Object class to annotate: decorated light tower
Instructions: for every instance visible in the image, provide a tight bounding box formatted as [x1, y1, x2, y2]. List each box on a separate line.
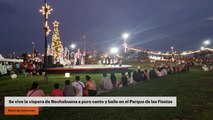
[51, 20, 63, 58]
[39, 0, 53, 81]
[122, 33, 129, 53]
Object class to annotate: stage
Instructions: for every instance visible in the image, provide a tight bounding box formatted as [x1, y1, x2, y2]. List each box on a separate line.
[47, 65, 132, 74]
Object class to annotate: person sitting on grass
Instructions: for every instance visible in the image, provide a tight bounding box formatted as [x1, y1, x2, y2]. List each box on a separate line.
[156, 67, 163, 77]
[133, 70, 139, 82]
[149, 68, 157, 79]
[85, 75, 97, 96]
[127, 71, 134, 85]
[72, 76, 85, 96]
[100, 73, 113, 90]
[110, 73, 117, 89]
[121, 72, 128, 87]
[63, 80, 76, 96]
[27, 82, 45, 97]
[144, 69, 150, 80]
[52, 83, 63, 96]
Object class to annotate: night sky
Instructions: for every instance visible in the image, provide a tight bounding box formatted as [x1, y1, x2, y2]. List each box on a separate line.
[1, 0, 213, 56]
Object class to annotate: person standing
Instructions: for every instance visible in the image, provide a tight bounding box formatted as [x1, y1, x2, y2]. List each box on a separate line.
[72, 76, 85, 96]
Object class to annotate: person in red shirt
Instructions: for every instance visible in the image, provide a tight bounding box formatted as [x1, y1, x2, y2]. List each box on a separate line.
[52, 83, 63, 96]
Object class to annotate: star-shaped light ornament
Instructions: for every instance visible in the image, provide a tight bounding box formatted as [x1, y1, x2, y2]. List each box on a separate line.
[39, 3, 53, 19]
[53, 20, 59, 27]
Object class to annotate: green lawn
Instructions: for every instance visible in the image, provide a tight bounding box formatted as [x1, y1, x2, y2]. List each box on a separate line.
[0, 66, 213, 120]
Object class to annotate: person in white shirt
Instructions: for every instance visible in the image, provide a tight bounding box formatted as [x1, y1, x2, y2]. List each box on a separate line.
[100, 73, 113, 90]
[157, 68, 163, 77]
[72, 76, 85, 96]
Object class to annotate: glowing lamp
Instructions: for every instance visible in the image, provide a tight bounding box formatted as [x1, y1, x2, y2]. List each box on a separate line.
[110, 47, 118, 54]
[65, 73, 70, 78]
[122, 33, 129, 39]
[203, 40, 210, 46]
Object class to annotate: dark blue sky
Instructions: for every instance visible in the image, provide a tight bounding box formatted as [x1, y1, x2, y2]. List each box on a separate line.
[1, 0, 213, 56]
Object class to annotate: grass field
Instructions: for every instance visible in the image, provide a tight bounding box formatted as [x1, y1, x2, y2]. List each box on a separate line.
[0, 64, 213, 120]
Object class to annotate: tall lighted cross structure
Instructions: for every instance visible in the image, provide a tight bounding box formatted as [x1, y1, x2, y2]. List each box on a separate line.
[39, 0, 53, 81]
[122, 33, 129, 53]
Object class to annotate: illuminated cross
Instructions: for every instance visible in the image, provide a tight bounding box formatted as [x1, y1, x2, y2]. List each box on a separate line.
[39, 0, 53, 82]
[39, 3, 53, 19]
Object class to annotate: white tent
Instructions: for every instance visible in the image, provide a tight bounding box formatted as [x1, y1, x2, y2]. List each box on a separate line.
[0, 54, 5, 61]
[0, 54, 23, 62]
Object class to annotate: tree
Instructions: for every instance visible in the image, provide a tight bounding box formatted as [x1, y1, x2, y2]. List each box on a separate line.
[51, 20, 63, 58]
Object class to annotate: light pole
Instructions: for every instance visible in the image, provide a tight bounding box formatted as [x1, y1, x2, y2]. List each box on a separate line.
[122, 33, 129, 53]
[32, 42, 35, 58]
[13, 52, 16, 58]
[171, 46, 174, 54]
[70, 44, 76, 59]
[39, 0, 53, 81]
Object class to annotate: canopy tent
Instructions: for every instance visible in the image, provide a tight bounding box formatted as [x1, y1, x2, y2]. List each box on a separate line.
[0, 54, 23, 62]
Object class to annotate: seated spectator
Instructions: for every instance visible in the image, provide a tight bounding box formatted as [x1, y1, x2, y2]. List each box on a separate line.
[85, 75, 97, 96]
[121, 72, 128, 87]
[72, 76, 85, 96]
[27, 82, 45, 96]
[127, 71, 134, 85]
[137, 69, 143, 82]
[144, 69, 150, 80]
[110, 73, 117, 89]
[149, 68, 157, 79]
[100, 73, 113, 90]
[156, 68, 163, 77]
[52, 83, 63, 96]
[133, 71, 139, 82]
[141, 70, 147, 80]
[63, 80, 76, 96]
[162, 67, 168, 76]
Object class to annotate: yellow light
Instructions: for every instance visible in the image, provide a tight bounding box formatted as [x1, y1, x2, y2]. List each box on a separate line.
[39, 3, 53, 19]
[45, 21, 51, 35]
[53, 20, 59, 27]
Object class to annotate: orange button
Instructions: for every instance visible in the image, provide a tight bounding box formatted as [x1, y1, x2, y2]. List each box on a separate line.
[5, 107, 39, 115]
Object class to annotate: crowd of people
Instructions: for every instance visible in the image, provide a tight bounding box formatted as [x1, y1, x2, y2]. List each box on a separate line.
[27, 75, 97, 97]
[26, 62, 191, 97]
[18, 60, 43, 77]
